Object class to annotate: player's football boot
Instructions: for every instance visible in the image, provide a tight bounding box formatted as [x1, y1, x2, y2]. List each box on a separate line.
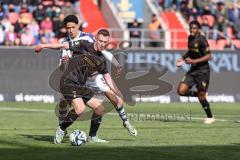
[204, 117, 215, 124]
[54, 126, 65, 144]
[123, 121, 137, 136]
[88, 136, 109, 143]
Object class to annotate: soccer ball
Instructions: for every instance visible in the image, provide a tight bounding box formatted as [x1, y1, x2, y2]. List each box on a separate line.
[69, 130, 87, 146]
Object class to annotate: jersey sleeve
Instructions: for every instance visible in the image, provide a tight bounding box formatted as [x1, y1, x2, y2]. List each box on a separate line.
[79, 32, 96, 43]
[182, 51, 189, 59]
[102, 50, 113, 62]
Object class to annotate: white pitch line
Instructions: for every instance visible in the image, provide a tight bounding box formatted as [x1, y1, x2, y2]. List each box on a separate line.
[191, 117, 227, 122]
[0, 106, 233, 122]
[0, 106, 53, 113]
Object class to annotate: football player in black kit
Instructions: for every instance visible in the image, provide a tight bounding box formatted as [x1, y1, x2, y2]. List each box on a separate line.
[37, 29, 124, 143]
[176, 20, 215, 124]
[36, 16, 137, 144]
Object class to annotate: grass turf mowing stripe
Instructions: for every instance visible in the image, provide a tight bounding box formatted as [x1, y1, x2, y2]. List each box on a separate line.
[0, 106, 233, 122]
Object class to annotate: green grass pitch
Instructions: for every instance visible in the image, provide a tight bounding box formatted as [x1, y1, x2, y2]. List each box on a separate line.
[0, 102, 240, 160]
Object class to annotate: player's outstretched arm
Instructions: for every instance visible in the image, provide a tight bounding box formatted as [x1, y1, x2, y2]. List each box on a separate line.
[35, 43, 69, 53]
[176, 58, 185, 67]
[102, 50, 120, 66]
[176, 51, 190, 67]
[103, 73, 123, 99]
[102, 50, 123, 77]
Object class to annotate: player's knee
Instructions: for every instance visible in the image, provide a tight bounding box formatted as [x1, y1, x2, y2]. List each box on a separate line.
[177, 84, 188, 96]
[74, 106, 85, 115]
[87, 98, 104, 115]
[94, 105, 104, 116]
[177, 88, 186, 96]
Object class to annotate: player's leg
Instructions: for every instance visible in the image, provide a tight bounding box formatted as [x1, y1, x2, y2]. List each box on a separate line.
[196, 73, 215, 124]
[105, 90, 137, 136]
[197, 91, 214, 123]
[59, 98, 86, 130]
[88, 111, 107, 143]
[105, 90, 127, 122]
[95, 74, 137, 136]
[177, 82, 189, 96]
[58, 97, 68, 117]
[55, 97, 86, 144]
[88, 112, 102, 142]
[86, 97, 105, 116]
[95, 75, 128, 123]
[57, 96, 69, 123]
[85, 97, 108, 143]
[85, 76, 106, 142]
[54, 85, 95, 144]
[177, 74, 197, 97]
[54, 96, 69, 137]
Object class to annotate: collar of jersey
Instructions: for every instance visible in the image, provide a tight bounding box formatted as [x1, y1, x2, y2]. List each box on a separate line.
[69, 31, 81, 41]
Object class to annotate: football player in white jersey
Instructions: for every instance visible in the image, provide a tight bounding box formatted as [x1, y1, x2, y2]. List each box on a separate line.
[35, 15, 137, 144]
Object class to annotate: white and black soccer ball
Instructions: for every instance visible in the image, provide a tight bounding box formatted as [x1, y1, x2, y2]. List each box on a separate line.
[69, 130, 87, 146]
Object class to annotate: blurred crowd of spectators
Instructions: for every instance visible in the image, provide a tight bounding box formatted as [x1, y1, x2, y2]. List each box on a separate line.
[157, 0, 240, 41]
[0, 0, 85, 46]
[129, 14, 162, 48]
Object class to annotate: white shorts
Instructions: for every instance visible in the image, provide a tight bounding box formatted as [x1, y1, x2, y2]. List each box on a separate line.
[85, 74, 110, 92]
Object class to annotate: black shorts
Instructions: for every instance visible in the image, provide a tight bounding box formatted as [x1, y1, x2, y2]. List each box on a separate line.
[181, 68, 210, 92]
[60, 79, 94, 104]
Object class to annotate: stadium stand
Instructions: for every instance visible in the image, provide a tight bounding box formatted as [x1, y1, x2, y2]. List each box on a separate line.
[0, 0, 239, 50]
[0, 0, 84, 46]
[161, 11, 188, 49]
[80, 0, 108, 32]
[155, 0, 240, 50]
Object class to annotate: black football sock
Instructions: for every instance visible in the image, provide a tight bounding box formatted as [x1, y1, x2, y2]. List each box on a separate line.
[89, 113, 102, 137]
[199, 99, 213, 118]
[184, 90, 198, 97]
[58, 100, 68, 118]
[116, 106, 128, 122]
[60, 109, 79, 131]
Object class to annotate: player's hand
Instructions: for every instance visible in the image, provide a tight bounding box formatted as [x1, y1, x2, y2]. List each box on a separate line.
[176, 58, 184, 67]
[35, 44, 43, 53]
[185, 58, 196, 64]
[62, 42, 69, 49]
[116, 65, 123, 78]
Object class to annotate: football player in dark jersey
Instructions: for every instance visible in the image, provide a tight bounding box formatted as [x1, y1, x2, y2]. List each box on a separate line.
[176, 20, 215, 124]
